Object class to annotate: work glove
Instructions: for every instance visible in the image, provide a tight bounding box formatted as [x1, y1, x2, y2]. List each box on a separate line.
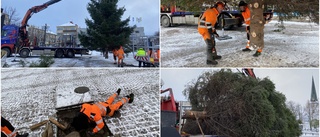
[116, 88, 121, 95]
[87, 131, 95, 136]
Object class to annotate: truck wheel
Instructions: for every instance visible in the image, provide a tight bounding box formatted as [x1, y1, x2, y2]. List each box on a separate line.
[55, 49, 64, 58]
[66, 50, 75, 58]
[19, 48, 30, 58]
[2, 48, 11, 57]
[161, 15, 170, 27]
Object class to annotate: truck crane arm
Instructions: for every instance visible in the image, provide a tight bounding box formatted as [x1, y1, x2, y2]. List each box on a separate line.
[161, 88, 177, 112]
[19, 0, 61, 46]
[242, 68, 256, 79]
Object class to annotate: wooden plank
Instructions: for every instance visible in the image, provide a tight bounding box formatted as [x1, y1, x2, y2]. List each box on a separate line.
[47, 122, 54, 137]
[49, 117, 67, 130]
[29, 120, 49, 131]
[182, 111, 208, 119]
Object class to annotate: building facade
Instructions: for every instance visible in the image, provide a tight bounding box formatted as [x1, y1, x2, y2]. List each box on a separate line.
[27, 25, 57, 46]
[56, 21, 79, 47]
[130, 27, 145, 46]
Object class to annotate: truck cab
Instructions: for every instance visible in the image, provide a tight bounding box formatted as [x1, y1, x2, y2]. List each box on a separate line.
[1, 25, 19, 56]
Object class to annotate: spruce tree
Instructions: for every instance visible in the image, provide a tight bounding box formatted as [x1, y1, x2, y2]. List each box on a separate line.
[79, 0, 135, 51]
[182, 69, 302, 136]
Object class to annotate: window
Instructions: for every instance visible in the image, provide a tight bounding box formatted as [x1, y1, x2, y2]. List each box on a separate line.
[1, 30, 8, 37]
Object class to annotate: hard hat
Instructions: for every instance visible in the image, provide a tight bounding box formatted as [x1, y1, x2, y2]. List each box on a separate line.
[239, 1, 247, 7]
[214, 1, 224, 8]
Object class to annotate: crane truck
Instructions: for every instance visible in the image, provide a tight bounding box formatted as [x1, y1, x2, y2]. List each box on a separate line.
[1, 0, 89, 58]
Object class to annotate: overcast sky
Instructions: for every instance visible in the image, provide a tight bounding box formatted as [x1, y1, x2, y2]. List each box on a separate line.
[161, 68, 319, 106]
[1, 0, 159, 35]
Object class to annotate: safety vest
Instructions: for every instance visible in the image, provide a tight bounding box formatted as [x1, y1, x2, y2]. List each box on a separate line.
[157, 49, 160, 59]
[136, 49, 146, 56]
[117, 48, 124, 58]
[242, 7, 250, 26]
[198, 8, 219, 30]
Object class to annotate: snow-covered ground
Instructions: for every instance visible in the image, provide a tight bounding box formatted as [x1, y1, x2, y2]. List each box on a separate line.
[1, 69, 160, 136]
[161, 20, 319, 67]
[2, 50, 143, 68]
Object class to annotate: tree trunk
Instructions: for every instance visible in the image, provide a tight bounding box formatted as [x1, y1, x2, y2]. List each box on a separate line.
[249, 0, 265, 51]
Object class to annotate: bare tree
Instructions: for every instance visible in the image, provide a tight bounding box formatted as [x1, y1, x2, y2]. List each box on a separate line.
[304, 100, 319, 130]
[296, 103, 304, 123]
[3, 7, 21, 25]
[287, 101, 304, 123]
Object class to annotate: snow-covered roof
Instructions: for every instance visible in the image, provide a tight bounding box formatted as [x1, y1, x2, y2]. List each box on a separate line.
[46, 31, 56, 35]
[58, 22, 77, 27]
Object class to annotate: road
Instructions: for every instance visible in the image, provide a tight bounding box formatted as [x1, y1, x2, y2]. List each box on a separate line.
[161, 21, 319, 67]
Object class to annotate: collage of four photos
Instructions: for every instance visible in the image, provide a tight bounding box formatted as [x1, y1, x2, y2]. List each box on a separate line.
[1, 0, 319, 137]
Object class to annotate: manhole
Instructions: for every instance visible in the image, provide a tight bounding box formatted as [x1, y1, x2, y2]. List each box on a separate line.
[74, 86, 89, 94]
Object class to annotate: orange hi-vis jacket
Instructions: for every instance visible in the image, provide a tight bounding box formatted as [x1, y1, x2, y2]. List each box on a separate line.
[117, 47, 125, 59]
[112, 49, 118, 57]
[1, 126, 17, 137]
[157, 49, 160, 59]
[1, 117, 17, 137]
[198, 8, 219, 40]
[80, 93, 129, 133]
[242, 7, 250, 26]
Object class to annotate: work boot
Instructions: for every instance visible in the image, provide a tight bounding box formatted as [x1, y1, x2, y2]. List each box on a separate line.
[242, 48, 252, 51]
[213, 55, 222, 59]
[16, 133, 29, 137]
[126, 93, 134, 103]
[242, 43, 254, 51]
[253, 51, 261, 57]
[116, 88, 121, 95]
[206, 60, 218, 65]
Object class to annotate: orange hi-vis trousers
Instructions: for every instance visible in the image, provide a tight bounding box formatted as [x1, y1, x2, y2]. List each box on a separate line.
[99, 93, 129, 117]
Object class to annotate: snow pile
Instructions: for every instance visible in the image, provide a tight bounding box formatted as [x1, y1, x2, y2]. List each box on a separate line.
[3, 50, 140, 68]
[1, 69, 160, 136]
[161, 21, 319, 67]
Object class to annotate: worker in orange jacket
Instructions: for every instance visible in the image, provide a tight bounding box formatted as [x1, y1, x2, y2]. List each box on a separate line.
[156, 49, 160, 60]
[239, 1, 262, 57]
[71, 88, 134, 136]
[1, 117, 29, 137]
[117, 46, 125, 67]
[198, 2, 224, 65]
[112, 48, 118, 64]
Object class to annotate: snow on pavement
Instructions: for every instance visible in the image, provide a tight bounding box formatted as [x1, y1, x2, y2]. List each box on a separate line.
[161, 21, 319, 67]
[3, 50, 141, 68]
[1, 69, 160, 136]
